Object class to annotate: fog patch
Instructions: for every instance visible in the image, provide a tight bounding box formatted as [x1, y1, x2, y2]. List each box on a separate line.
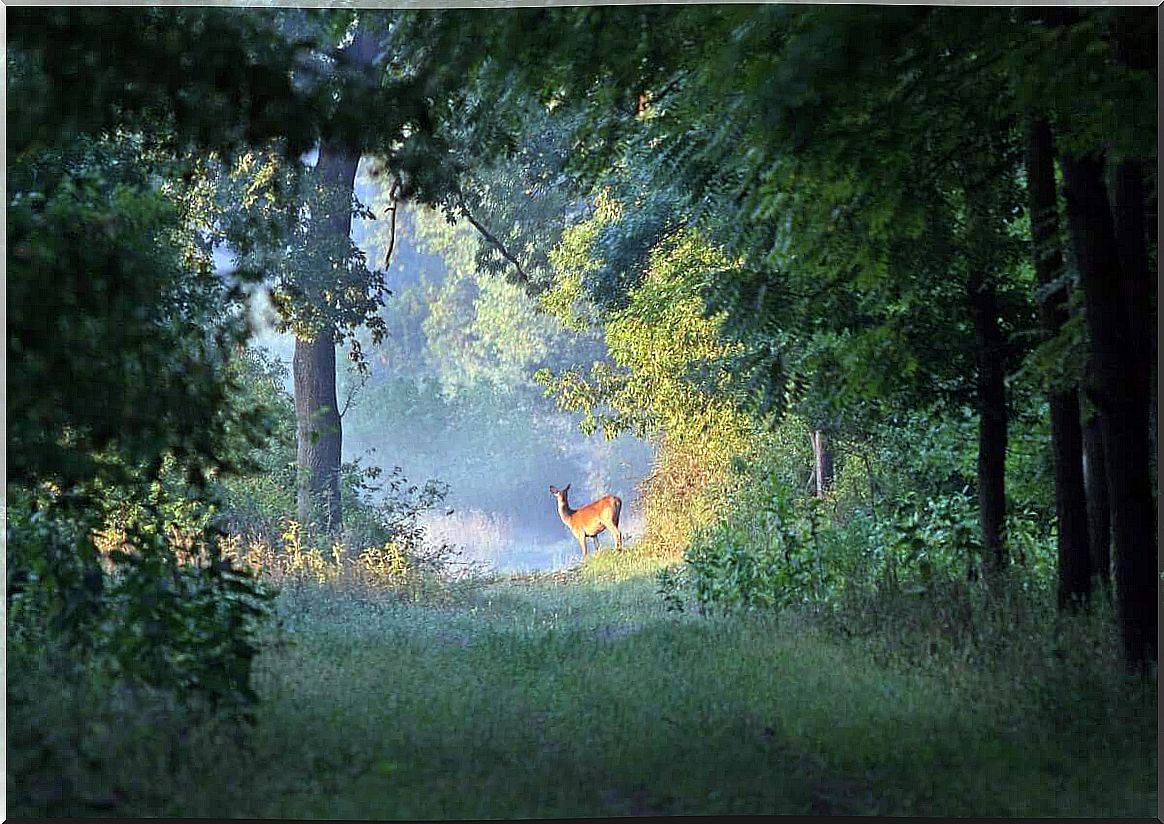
[244, 170, 655, 572]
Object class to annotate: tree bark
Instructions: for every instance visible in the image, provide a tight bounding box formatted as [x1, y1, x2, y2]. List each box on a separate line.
[293, 139, 362, 532]
[1081, 404, 1111, 593]
[1026, 117, 1091, 609]
[1111, 154, 1156, 587]
[1061, 150, 1158, 667]
[1113, 159, 1153, 412]
[1143, 160, 1157, 503]
[289, 23, 381, 534]
[967, 270, 1008, 573]
[810, 429, 834, 497]
[295, 329, 343, 530]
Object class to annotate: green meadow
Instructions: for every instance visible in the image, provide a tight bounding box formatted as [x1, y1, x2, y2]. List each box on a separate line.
[17, 548, 1151, 819]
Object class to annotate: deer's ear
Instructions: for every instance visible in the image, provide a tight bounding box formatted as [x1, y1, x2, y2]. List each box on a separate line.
[548, 485, 558, 494]
[563, 483, 571, 493]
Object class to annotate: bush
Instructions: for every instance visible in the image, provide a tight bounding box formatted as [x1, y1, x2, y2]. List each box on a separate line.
[212, 347, 297, 544]
[7, 485, 276, 705]
[668, 446, 1058, 619]
[221, 454, 464, 602]
[680, 476, 842, 612]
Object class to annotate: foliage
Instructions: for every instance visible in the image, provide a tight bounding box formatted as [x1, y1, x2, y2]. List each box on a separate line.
[213, 344, 457, 570]
[6, 6, 1157, 814]
[8, 136, 249, 488]
[408, 203, 599, 395]
[537, 204, 752, 445]
[7, 8, 324, 159]
[209, 145, 399, 373]
[668, 396, 1060, 617]
[7, 128, 281, 717]
[450, 103, 586, 292]
[6, 482, 276, 713]
[535, 202, 765, 557]
[5, 6, 383, 733]
[228, 516, 458, 604]
[212, 346, 299, 542]
[337, 196, 645, 532]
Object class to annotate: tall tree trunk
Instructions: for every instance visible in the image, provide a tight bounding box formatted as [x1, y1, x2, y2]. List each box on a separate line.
[289, 23, 382, 534]
[1061, 151, 1158, 668]
[293, 139, 362, 532]
[1143, 165, 1157, 503]
[810, 429, 834, 497]
[1111, 154, 1156, 576]
[1113, 159, 1153, 414]
[1082, 404, 1111, 594]
[967, 270, 1008, 573]
[295, 330, 343, 530]
[1026, 117, 1091, 608]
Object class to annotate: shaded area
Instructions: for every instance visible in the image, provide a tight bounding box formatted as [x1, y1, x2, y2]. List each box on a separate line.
[154, 563, 1153, 819]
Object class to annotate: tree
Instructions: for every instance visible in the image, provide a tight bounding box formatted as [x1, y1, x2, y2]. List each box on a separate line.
[477, 6, 1153, 616]
[291, 26, 379, 531]
[1017, 6, 1157, 665]
[810, 431, 834, 497]
[1025, 116, 1091, 608]
[1082, 405, 1112, 593]
[1060, 151, 1156, 664]
[213, 139, 387, 533]
[6, 130, 276, 710]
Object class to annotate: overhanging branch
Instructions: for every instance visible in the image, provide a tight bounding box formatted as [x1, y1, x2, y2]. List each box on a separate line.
[455, 191, 531, 286]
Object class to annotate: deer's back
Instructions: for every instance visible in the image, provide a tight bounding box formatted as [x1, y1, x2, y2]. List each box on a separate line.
[569, 494, 621, 526]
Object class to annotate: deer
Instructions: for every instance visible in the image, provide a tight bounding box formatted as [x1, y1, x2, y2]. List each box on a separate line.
[549, 483, 623, 560]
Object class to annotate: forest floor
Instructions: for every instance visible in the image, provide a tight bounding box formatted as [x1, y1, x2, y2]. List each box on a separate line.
[147, 548, 1154, 819]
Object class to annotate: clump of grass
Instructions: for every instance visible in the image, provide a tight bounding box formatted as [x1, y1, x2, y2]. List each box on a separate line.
[797, 575, 1157, 812]
[578, 542, 675, 584]
[221, 518, 473, 604]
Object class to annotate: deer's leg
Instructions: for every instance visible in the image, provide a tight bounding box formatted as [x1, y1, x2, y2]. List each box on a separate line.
[577, 532, 588, 560]
[611, 521, 623, 550]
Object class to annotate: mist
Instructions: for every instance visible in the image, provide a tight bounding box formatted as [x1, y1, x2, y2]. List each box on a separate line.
[245, 160, 655, 572]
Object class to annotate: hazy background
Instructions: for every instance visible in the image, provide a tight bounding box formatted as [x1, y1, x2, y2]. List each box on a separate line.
[241, 162, 654, 572]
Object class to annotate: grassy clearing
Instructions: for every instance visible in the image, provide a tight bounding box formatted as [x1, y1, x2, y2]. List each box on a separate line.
[11, 545, 1156, 818]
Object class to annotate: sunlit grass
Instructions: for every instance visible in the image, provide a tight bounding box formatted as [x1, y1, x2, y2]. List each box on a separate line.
[577, 541, 678, 584]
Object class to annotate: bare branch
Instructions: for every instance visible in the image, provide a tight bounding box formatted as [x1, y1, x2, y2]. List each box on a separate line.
[455, 190, 531, 285]
[338, 367, 369, 420]
[381, 179, 401, 271]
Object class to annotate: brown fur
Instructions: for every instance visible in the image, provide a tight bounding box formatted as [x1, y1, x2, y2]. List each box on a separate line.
[549, 483, 623, 560]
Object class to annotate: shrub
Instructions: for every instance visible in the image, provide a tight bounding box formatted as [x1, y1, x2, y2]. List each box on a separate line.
[668, 447, 1058, 619]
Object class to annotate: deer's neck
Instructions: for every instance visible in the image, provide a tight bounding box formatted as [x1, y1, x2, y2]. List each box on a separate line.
[557, 498, 575, 522]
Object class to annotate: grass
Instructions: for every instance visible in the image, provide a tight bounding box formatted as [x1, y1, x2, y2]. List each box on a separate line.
[9, 545, 1157, 818]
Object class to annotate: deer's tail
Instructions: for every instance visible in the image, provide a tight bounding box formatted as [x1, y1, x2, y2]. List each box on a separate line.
[612, 495, 623, 527]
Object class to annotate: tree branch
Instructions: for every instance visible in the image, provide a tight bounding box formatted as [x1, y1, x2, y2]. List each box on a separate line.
[338, 367, 368, 420]
[455, 191, 531, 285]
[381, 179, 401, 271]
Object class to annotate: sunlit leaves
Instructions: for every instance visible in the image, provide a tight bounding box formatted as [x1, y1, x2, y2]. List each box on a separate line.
[539, 202, 754, 458]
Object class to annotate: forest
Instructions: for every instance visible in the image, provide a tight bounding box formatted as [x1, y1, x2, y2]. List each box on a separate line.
[7, 5, 1158, 818]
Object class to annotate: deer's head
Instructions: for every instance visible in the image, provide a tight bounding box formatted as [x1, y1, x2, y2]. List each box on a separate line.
[548, 483, 571, 504]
